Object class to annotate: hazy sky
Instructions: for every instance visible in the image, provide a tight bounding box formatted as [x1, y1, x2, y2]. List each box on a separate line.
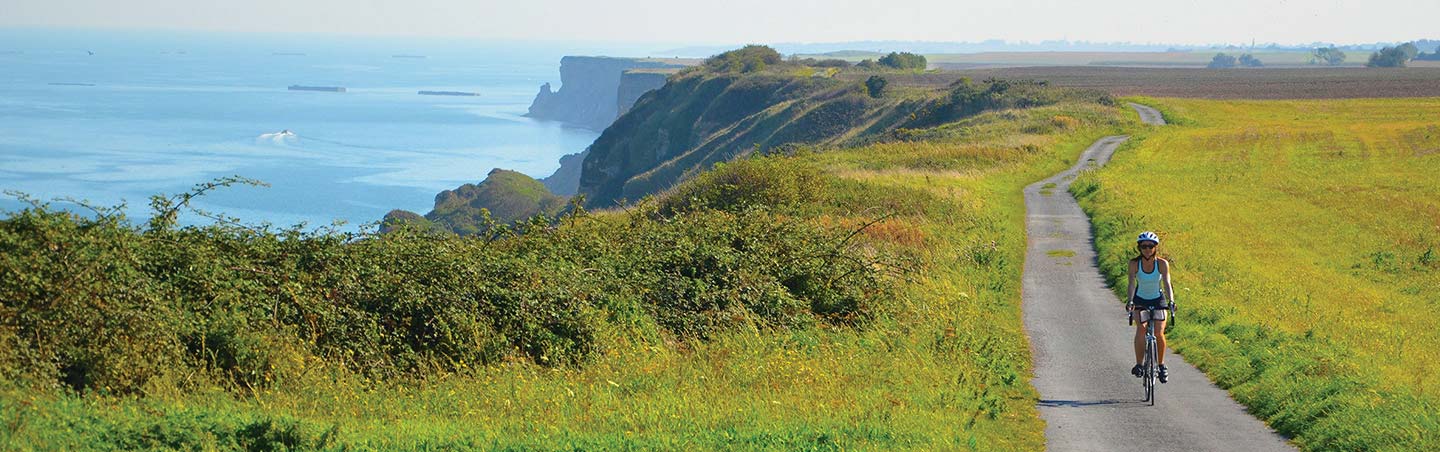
[3, 0, 1436, 46]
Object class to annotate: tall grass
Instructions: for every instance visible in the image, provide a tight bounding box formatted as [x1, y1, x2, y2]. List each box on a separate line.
[1073, 97, 1440, 451]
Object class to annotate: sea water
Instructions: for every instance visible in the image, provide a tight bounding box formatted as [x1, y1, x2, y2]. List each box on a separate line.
[0, 29, 635, 231]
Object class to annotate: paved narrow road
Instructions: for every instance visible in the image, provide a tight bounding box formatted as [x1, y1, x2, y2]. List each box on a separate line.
[1020, 103, 1295, 451]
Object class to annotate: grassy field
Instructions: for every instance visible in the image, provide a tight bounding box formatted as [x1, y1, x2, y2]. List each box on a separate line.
[0, 88, 1136, 448]
[1073, 97, 1440, 451]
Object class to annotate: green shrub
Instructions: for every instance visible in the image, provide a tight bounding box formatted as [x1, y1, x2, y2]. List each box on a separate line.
[0, 175, 896, 391]
[878, 52, 927, 70]
[865, 76, 888, 98]
[623, 209, 888, 337]
[705, 45, 783, 73]
[659, 154, 827, 216]
[0, 204, 185, 394]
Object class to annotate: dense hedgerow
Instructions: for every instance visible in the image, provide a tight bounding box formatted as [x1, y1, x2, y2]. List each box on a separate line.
[0, 179, 898, 395]
[905, 78, 1114, 129]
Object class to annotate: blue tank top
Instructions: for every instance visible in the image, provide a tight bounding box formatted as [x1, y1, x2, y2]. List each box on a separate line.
[1136, 259, 1163, 300]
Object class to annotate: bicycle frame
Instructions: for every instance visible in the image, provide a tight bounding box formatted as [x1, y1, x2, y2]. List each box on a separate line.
[1130, 304, 1173, 405]
[1144, 314, 1158, 404]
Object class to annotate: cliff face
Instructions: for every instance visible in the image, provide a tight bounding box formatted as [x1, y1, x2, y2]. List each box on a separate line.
[616, 71, 672, 117]
[526, 57, 689, 131]
[577, 73, 928, 207]
[538, 149, 588, 196]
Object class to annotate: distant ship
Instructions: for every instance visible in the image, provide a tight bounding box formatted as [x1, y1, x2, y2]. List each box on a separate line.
[392, 54, 427, 59]
[273, 52, 307, 56]
[418, 90, 478, 96]
[288, 85, 346, 92]
[49, 82, 96, 87]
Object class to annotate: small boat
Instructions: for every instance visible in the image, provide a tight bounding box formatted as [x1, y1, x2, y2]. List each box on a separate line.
[288, 85, 346, 92]
[259, 129, 297, 141]
[418, 90, 478, 96]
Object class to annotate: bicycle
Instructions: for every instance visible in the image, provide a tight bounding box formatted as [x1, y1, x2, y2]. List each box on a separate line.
[1129, 302, 1175, 406]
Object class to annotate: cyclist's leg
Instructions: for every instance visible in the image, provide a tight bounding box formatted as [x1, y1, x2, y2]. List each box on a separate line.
[1153, 316, 1168, 365]
[1133, 317, 1147, 365]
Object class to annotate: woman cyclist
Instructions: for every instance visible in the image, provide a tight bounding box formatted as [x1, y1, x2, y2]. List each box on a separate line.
[1128, 231, 1175, 383]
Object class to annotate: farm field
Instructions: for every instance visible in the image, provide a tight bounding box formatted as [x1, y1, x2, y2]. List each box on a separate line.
[928, 51, 1346, 68]
[840, 66, 1440, 98]
[1073, 97, 1440, 450]
[803, 51, 1364, 68]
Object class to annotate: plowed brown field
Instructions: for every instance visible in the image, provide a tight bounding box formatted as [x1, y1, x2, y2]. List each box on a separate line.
[841, 66, 1440, 99]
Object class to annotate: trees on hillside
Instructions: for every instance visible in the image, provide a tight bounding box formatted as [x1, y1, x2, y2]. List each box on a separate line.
[878, 52, 927, 70]
[1312, 46, 1346, 65]
[865, 76, 888, 98]
[705, 45, 783, 73]
[1238, 54, 1264, 67]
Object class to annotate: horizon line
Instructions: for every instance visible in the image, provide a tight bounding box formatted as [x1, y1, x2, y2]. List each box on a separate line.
[1, 25, 1434, 53]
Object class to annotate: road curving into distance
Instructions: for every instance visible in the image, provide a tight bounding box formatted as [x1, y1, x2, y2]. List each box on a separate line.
[1019, 103, 1296, 451]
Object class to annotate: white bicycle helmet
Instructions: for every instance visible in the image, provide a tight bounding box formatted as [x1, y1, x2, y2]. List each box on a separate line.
[1137, 231, 1160, 245]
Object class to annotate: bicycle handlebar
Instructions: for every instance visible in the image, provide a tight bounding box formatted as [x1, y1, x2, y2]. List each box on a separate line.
[1126, 302, 1177, 327]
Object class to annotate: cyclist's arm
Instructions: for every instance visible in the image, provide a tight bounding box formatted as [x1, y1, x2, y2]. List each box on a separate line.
[1160, 259, 1176, 306]
[1126, 259, 1138, 309]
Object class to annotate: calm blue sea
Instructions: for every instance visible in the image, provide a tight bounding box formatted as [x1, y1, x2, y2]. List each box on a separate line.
[0, 29, 641, 231]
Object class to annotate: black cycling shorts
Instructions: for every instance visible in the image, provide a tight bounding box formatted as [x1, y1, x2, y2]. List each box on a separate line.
[1132, 295, 1168, 322]
[1132, 295, 1166, 308]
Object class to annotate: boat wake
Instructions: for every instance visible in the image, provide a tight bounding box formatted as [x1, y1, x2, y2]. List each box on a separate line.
[257, 129, 297, 144]
[253, 129, 416, 153]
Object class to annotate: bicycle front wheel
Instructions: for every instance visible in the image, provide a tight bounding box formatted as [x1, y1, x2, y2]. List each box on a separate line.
[1144, 338, 1157, 405]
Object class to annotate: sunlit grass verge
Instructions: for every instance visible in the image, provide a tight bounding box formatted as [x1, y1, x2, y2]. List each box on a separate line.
[0, 99, 1132, 450]
[1073, 97, 1440, 451]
